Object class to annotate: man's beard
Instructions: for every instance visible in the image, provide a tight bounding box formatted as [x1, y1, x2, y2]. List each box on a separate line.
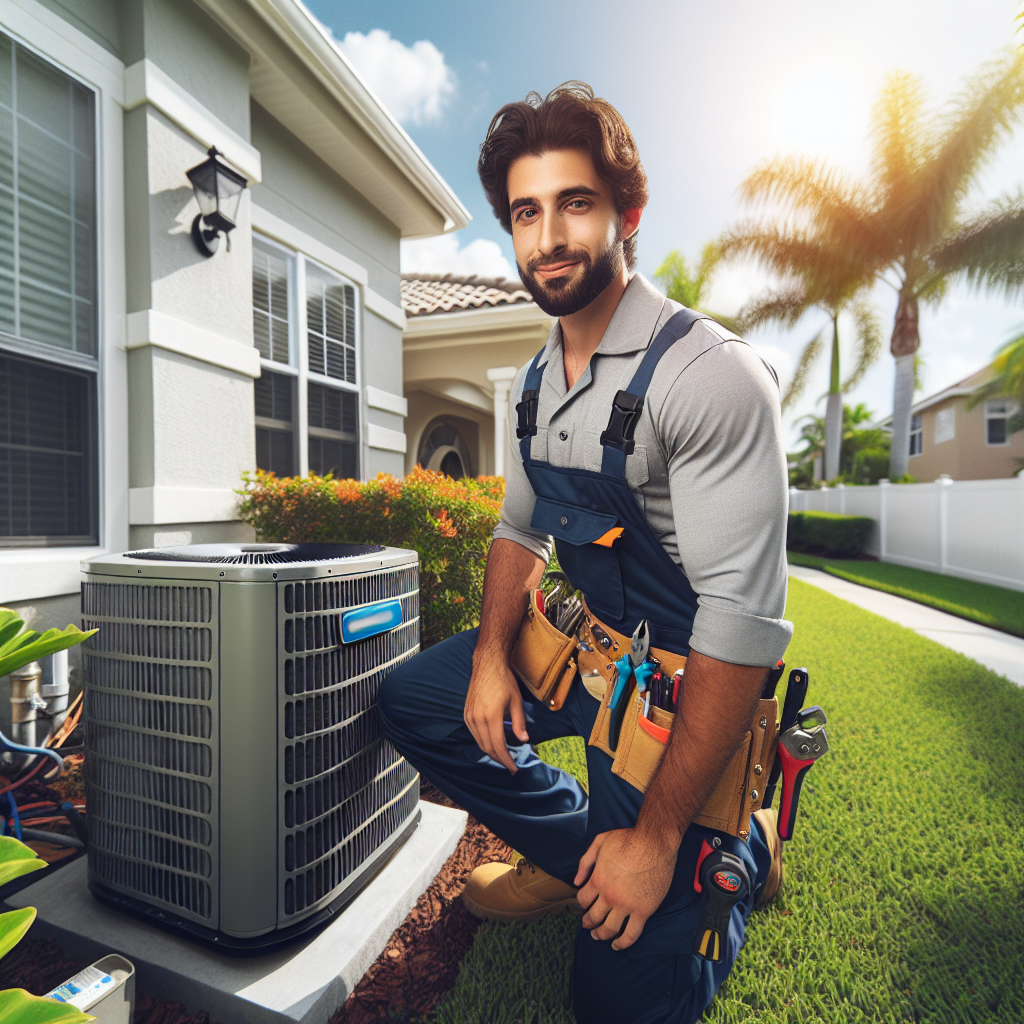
[517, 238, 623, 318]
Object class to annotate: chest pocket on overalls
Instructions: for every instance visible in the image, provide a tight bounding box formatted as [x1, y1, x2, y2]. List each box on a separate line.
[531, 496, 625, 621]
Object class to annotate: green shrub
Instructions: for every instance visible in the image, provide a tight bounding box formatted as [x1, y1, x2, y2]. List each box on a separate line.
[787, 510, 873, 558]
[239, 468, 506, 648]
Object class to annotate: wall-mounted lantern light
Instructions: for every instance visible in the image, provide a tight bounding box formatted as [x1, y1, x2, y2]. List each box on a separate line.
[186, 146, 248, 257]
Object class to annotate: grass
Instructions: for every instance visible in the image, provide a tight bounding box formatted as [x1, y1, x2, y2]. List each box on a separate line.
[787, 552, 1024, 638]
[429, 579, 1024, 1023]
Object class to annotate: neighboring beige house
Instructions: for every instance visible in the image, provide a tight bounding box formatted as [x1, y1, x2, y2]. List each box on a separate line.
[880, 365, 1023, 480]
[401, 274, 552, 477]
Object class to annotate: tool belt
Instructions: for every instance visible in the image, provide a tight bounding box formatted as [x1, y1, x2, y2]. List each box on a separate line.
[511, 593, 779, 841]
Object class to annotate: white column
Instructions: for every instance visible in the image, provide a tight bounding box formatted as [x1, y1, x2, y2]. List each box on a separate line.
[486, 366, 519, 478]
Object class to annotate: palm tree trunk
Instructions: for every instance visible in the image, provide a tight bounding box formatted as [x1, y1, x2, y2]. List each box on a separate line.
[824, 316, 842, 479]
[888, 290, 920, 479]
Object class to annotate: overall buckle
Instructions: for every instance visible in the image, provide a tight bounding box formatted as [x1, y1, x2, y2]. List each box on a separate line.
[516, 389, 539, 439]
[600, 390, 644, 454]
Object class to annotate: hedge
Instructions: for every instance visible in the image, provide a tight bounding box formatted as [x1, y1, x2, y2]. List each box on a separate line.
[239, 468, 506, 648]
[787, 510, 873, 558]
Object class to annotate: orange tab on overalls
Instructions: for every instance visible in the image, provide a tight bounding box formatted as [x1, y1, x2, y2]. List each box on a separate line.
[592, 527, 624, 547]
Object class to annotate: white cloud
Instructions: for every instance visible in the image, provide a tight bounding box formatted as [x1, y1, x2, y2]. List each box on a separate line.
[401, 234, 515, 280]
[336, 29, 455, 126]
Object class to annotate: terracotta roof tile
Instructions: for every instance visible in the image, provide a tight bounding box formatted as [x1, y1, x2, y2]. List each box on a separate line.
[401, 273, 533, 316]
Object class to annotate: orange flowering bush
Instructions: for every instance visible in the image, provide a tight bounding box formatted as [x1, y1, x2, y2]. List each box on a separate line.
[239, 468, 506, 647]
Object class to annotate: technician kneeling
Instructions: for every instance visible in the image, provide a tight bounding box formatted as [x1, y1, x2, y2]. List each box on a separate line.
[379, 82, 793, 1024]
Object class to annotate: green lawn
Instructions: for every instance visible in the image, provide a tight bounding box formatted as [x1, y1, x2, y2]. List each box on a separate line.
[787, 552, 1024, 638]
[430, 578, 1024, 1023]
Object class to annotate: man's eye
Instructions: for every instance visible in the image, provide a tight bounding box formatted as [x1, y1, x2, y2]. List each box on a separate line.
[567, 200, 589, 210]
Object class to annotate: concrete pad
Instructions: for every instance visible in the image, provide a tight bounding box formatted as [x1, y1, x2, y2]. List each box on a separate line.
[7, 800, 467, 1024]
[789, 565, 1024, 686]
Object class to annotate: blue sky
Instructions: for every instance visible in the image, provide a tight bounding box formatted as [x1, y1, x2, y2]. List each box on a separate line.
[306, 0, 1024, 448]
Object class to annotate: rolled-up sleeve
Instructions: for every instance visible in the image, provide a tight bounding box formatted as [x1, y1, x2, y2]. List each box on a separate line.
[659, 341, 793, 666]
[492, 368, 554, 562]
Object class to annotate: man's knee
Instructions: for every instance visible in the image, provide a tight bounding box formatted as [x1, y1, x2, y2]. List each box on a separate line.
[377, 657, 417, 735]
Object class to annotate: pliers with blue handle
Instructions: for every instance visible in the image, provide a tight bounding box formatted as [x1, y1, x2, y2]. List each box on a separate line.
[607, 620, 652, 751]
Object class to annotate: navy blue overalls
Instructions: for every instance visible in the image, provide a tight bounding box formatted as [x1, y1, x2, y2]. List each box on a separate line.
[379, 309, 774, 1024]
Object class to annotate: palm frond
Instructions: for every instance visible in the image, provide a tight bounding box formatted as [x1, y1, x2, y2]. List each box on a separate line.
[869, 70, 931, 203]
[781, 329, 826, 411]
[929, 191, 1024, 299]
[694, 241, 723, 299]
[909, 48, 1024, 249]
[736, 285, 810, 333]
[841, 299, 883, 392]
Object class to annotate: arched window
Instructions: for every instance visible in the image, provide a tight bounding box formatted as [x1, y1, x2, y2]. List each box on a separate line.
[417, 417, 476, 478]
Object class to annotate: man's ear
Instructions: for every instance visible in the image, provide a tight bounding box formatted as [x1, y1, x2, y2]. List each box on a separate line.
[621, 207, 643, 240]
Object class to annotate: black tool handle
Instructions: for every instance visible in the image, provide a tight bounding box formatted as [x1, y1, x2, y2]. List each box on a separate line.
[693, 852, 749, 962]
[763, 668, 809, 809]
[761, 660, 785, 700]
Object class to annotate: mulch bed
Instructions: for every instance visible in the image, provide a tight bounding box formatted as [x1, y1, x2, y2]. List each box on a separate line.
[331, 780, 510, 1023]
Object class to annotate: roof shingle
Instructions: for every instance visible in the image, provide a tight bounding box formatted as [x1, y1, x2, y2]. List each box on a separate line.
[401, 273, 533, 316]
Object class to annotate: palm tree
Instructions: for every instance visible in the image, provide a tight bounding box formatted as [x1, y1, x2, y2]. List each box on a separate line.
[719, 211, 883, 479]
[722, 47, 1024, 480]
[654, 243, 741, 333]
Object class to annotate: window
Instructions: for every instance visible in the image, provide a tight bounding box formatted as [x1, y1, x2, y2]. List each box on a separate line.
[909, 413, 922, 456]
[251, 237, 360, 479]
[0, 32, 98, 545]
[306, 266, 356, 383]
[934, 406, 954, 445]
[985, 400, 1019, 446]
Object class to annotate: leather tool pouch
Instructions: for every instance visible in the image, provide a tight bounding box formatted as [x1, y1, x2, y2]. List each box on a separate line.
[510, 590, 578, 711]
[582, 608, 779, 840]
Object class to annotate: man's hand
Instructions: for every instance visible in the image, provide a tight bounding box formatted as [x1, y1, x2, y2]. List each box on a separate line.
[574, 827, 678, 951]
[464, 655, 529, 774]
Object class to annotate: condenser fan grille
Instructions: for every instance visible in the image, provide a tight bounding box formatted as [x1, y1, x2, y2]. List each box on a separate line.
[125, 543, 385, 565]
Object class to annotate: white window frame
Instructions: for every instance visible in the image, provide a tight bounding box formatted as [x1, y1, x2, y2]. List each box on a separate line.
[909, 413, 923, 457]
[0, 0, 126, 604]
[252, 232, 362, 480]
[984, 399, 1019, 447]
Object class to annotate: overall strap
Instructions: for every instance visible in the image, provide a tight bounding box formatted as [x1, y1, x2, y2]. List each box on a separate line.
[600, 308, 710, 476]
[515, 346, 547, 463]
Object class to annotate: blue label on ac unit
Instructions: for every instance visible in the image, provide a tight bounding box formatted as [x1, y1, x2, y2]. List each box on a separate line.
[342, 599, 404, 643]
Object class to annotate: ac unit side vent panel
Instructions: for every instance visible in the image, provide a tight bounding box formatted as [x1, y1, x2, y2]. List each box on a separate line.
[85, 655, 212, 700]
[91, 850, 212, 918]
[82, 582, 213, 622]
[87, 758, 212, 814]
[84, 576, 219, 929]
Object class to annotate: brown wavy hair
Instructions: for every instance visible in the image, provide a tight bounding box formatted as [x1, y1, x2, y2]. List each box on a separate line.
[477, 82, 648, 270]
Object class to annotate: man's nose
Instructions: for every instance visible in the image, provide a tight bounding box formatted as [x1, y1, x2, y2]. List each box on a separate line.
[537, 209, 567, 256]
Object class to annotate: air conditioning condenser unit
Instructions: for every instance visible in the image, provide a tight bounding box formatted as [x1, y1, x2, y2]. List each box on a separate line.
[79, 542, 420, 951]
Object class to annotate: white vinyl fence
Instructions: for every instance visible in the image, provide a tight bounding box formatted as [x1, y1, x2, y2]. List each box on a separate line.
[789, 475, 1024, 593]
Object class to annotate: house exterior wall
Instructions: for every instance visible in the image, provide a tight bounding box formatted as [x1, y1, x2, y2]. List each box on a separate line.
[908, 395, 1024, 481]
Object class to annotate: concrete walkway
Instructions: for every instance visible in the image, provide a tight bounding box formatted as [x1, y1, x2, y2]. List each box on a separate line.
[789, 564, 1024, 687]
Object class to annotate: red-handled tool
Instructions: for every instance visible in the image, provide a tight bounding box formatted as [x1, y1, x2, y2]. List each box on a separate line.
[776, 706, 828, 841]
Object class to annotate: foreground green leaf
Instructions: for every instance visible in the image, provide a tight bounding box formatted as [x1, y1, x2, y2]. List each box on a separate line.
[0, 989, 94, 1024]
[0, 623, 97, 679]
[0, 836, 47, 887]
[0, 907, 36, 960]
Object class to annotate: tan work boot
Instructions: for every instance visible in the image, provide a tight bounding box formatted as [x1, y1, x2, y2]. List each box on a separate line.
[752, 807, 783, 910]
[462, 856, 582, 922]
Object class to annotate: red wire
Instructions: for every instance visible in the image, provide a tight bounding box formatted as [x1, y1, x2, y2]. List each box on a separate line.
[0, 760, 47, 796]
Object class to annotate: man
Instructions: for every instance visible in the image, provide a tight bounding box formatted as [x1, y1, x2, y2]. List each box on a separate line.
[379, 82, 792, 1024]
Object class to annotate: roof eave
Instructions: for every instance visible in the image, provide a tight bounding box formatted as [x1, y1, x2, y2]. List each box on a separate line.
[194, 0, 470, 238]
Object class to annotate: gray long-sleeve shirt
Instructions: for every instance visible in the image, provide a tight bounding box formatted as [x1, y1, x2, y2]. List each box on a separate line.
[494, 273, 793, 666]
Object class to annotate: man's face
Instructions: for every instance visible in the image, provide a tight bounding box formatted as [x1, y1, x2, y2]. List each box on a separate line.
[507, 148, 630, 318]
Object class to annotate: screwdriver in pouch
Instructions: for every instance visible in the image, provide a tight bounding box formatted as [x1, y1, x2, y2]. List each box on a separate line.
[693, 849, 751, 962]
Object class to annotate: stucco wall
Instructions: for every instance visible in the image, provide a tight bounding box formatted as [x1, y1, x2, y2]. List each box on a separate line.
[908, 396, 1024, 481]
[406, 391, 496, 477]
[30, 0, 121, 58]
